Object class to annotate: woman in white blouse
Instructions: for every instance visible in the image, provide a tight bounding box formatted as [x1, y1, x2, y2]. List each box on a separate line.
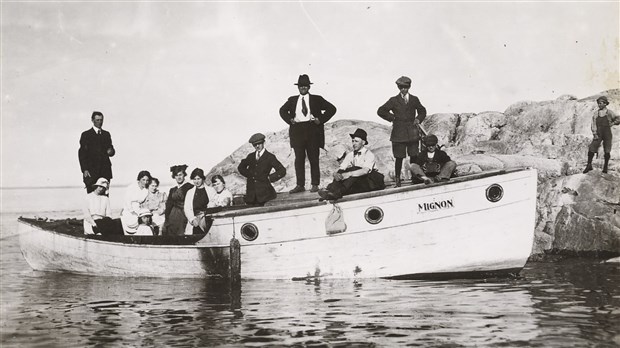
[120, 170, 151, 234]
[82, 177, 112, 235]
[210, 175, 233, 207]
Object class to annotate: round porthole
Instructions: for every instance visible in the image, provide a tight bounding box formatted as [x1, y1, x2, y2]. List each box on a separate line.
[365, 206, 384, 224]
[240, 223, 259, 241]
[486, 184, 504, 203]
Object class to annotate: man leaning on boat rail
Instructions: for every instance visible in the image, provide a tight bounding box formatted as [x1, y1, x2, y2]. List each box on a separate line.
[318, 128, 385, 201]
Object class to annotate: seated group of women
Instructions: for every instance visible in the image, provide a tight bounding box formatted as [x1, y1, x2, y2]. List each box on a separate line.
[82, 165, 233, 236]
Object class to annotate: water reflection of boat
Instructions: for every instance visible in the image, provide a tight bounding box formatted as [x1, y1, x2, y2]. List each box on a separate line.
[18, 168, 537, 280]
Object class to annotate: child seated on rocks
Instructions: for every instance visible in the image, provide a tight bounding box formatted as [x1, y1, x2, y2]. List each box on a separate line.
[410, 134, 456, 184]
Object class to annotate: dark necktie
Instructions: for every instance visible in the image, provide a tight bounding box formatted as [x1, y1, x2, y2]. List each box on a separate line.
[354, 150, 361, 156]
[97, 130, 101, 135]
[301, 97, 308, 116]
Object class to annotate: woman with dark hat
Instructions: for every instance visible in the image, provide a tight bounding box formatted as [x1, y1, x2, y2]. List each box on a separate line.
[238, 133, 286, 206]
[584, 96, 620, 174]
[183, 168, 217, 235]
[163, 164, 194, 236]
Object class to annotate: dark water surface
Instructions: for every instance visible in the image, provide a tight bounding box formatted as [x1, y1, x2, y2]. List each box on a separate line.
[1, 212, 619, 347]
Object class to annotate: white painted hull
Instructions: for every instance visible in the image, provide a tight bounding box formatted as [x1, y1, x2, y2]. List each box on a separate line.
[18, 221, 231, 278]
[202, 168, 537, 280]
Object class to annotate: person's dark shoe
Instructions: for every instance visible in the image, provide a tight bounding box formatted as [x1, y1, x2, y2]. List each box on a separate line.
[583, 165, 593, 174]
[310, 185, 320, 192]
[434, 177, 449, 183]
[318, 189, 338, 201]
[394, 177, 401, 187]
[289, 185, 305, 194]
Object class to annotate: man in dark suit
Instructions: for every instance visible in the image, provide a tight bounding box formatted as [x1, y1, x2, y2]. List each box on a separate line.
[377, 76, 427, 187]
[78, 111, 116, 193]
[279, 74, 337, 194]
[238, 133, 286, 206]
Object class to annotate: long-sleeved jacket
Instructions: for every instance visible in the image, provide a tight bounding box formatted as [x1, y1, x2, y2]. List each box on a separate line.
[238, 150, 286, 204]
[377, 93, 426, 142]
[279, 94, 336, 148]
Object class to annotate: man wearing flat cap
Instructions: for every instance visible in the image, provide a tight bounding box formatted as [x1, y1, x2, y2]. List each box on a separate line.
[318, 128, 385, 200]
[410, 134, 456, 185]
[280, 74, 337, 194]
[377, 76, 427, 187]
[78, 111, 116, 193]
[238, 133, 286, 206]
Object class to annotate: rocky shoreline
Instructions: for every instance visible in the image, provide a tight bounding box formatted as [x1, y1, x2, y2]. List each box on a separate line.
[207, 89, 620, 260]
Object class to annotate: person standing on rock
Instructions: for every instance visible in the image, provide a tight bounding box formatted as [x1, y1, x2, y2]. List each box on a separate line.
[279, 74, 337, 194]
[78, 111, 116, 193]
[238, 133, 287, 206]
[584, 96, 620, 174]
[377, 76, 427, 187]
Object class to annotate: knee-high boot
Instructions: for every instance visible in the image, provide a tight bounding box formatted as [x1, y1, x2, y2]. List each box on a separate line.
[603, 153, 610, 173]
[394, 158, 403, 187]
[583, 151, 595, 173]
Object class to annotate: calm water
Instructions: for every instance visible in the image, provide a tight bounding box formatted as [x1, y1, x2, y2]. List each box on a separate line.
[1, 188, 619, 347]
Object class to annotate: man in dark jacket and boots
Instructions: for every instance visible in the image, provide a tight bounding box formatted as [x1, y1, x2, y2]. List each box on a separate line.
[410, 134, 456, 184]
[377, 76, 426, 187]
[238, 133, 286, 206]
[280, 74, 337, 194]
[583, 96, 620, 174]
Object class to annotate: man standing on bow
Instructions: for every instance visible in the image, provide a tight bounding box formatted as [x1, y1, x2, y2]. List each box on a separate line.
[377, 76, 427, 187]
[280, 74, 337, 194]
[78, 111, 115, 193]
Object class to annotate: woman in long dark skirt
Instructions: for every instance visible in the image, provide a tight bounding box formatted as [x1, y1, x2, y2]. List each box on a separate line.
[163, 165, 193, 236]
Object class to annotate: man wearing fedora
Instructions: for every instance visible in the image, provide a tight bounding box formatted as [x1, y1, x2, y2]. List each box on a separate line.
[280, 74, 337, 194]
[78, 111, 116, 193]
[238, 133, 287, 206]
[318, 128, 384, 200]
[377, 76, 427, 187]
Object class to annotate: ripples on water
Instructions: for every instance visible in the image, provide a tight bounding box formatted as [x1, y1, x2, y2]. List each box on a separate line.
[1, 213, 619, 347]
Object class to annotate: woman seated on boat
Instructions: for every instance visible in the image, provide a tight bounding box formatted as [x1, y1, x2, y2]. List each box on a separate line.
[410, 134, 456, 184]
[142, 177, 167, 229]
[210, 175, 233, 207]
[120, 170, 152, 234]
[82, 177, 114, 235]
[184, 168, 217, 235]
[133, 208, 159, 236]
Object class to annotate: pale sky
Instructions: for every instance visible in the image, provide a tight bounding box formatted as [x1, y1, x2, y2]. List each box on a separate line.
[2, 1, 618, 188]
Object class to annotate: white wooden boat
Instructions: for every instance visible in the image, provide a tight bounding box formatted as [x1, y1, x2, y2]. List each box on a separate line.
[18, 168, 537, 279]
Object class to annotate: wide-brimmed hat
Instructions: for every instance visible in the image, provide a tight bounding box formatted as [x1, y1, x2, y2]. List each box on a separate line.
[137, 208, 152, 218]
[248, 133, 266, 145]
[94, 177, 109, 189]
[170, 164, 188, 175]
[424, 134, 439, 146]
[350, 128, 368, 145]
[294, 74, 313, 86]
[395, 76, 411, 87]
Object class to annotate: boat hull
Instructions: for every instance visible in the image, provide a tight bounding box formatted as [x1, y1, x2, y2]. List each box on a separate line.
[202, 168, 537, 280]
[18, 220, 232, 278]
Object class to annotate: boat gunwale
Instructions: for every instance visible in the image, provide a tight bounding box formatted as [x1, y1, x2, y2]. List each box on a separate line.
[210, 167, 532, 218]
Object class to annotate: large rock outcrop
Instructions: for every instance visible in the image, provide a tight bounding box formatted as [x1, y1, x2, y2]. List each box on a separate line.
[207, 89, 620, 258]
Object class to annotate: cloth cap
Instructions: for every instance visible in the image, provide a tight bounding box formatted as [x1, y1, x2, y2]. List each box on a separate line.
[94, 177, 109, 189]
[424, 134, 439, 146]
[295, 74, 313, 86]
[248, 133, 266, 144]
[137, 208, 152, 218]
[596, 96, 609, 105]
[350, 128, 369, 145]
[395, 76, 411, 87]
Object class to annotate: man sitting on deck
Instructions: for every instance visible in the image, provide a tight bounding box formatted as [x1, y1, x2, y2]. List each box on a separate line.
[410, 134, 457, 184]
[318, 128, 385, 201]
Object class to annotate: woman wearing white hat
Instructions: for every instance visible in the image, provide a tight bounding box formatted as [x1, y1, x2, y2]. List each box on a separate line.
[82, 177, 112, 235]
